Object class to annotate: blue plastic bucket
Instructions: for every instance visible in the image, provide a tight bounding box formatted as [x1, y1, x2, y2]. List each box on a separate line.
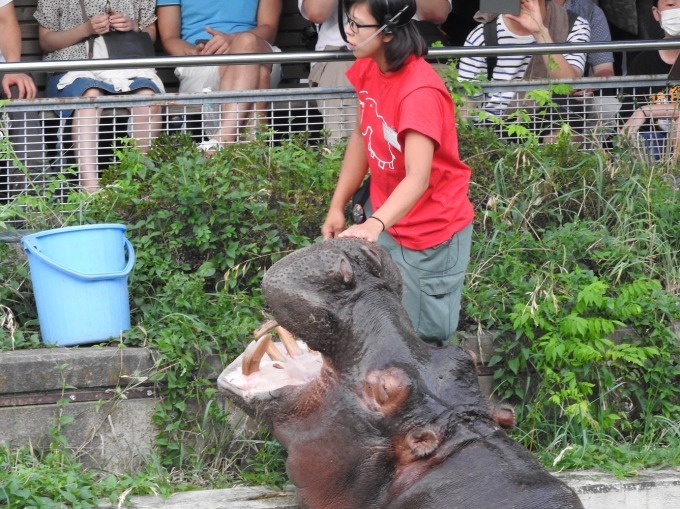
[21, 224, 135, 346]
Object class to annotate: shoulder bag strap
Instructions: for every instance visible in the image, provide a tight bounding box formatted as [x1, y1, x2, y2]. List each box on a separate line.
[483, 19, 498, 81]
[78, 0, 94, 58]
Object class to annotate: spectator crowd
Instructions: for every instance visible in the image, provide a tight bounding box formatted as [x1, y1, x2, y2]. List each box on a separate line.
[1, 0, 679, 193]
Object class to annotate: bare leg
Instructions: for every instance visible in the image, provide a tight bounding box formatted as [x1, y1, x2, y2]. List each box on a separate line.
[243, 64, 275, 141]
[72, 88, 103, 192]
[129, 89, 162, 153]
[213, 32, 273, 144]
[667, 116, 680, 162]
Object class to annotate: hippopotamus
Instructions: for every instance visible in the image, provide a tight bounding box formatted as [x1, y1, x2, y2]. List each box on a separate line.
[218, 238, 584, 509]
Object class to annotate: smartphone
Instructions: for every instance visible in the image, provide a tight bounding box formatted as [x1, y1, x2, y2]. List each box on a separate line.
[479, 0, 521, 16]
[195, 39, 210, 46]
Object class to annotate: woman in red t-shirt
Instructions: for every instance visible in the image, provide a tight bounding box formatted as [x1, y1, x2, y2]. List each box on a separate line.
[321, 0, 474, 345]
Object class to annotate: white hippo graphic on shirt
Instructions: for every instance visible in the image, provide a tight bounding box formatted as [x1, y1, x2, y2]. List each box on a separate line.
[358, 90, 400, 171]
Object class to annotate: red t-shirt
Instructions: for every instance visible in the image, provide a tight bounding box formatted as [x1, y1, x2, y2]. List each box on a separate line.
[346, 56, 474, 250]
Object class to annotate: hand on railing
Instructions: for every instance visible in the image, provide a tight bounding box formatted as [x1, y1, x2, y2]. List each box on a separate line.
[1, 75, 36, 100]
[620, 102, 680, 137]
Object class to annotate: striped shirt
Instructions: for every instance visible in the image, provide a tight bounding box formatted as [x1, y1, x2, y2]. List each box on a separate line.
[457, 15, 591, 115]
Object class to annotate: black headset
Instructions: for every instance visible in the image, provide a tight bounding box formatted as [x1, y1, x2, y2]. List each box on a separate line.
[383, 0, 410, 34]
[338, 0, 411, 42]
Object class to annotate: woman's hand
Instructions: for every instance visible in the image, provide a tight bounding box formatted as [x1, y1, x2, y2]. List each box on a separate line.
[321, 208, 347, 239]
[621, 107, 647, 137]
[89, 13, 111, 35]
[337, 217, 384, 243]
[505, 0, 545, 38]
[108, 10, 136, 32]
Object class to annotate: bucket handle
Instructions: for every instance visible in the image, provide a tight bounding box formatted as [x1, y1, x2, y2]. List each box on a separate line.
[24, 238, 136, 282]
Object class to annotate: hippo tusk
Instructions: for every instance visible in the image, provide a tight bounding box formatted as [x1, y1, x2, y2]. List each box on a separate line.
[266, 341, 286, 363]
[249, 320, 304, 360]
[276, 326, 303, 357]
[253, 319, 279, 340]
[242, 333, 275, 376]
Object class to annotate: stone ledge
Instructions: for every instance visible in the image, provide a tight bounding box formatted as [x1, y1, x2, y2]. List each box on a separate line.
[98, 486, 298, 509]
[0, 346, 226, 473]
[98, 470, 680, 509]
[0, 347, 157, 394]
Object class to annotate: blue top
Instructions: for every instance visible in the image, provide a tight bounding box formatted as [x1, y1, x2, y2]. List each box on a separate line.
[157, 0, 259, 44]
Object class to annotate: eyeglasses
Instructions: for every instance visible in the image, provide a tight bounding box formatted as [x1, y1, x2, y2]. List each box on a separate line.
[345, 17, 382, 34]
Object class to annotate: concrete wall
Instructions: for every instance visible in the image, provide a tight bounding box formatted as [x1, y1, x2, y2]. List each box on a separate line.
[0, 347, 158, 472]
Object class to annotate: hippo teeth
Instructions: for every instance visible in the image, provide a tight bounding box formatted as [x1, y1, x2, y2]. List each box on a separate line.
[252, 319, 279, 340]
[252, 320, 302, 357]
[275, 325, 303, 357]
[242, 321, 305, 375]
[243, 333, 275, 376]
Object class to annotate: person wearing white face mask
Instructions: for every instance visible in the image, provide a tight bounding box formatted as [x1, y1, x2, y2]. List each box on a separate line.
[660, 3, 680, 35]
[619, 0, 680, 161]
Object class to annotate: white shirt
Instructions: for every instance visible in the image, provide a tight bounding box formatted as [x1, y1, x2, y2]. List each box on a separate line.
[298, 0, 454, 51]
[298, 0, 346, 51]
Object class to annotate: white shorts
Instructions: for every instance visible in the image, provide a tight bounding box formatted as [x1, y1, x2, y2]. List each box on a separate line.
[175, 46, 281, 94]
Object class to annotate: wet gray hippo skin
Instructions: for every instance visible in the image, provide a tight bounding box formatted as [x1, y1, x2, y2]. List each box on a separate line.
[218, 239, 584, 509]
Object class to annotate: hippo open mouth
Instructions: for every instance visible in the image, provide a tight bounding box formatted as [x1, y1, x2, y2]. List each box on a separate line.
[217, 239, 583, 509]
[217, 320, 322, 404]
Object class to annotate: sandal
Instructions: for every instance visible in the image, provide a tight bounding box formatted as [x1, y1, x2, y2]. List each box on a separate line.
[197, 138, 224, 155]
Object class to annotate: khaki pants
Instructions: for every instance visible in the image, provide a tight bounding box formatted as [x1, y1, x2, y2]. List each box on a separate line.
[377, 220, 473, 346]
[308, 51, 355, 143]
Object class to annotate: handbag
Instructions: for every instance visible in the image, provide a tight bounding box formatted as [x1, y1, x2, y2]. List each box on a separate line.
[351, 176, 371, 224]
[92, 30, 155, 60]
[78, 0, 154, 59]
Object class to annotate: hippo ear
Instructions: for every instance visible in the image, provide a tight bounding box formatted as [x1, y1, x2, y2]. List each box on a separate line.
[405, 426, 441, 459]
[359, 243, 385, 277]
[359, 243, 403, 296]
[339, 256, 354, 284]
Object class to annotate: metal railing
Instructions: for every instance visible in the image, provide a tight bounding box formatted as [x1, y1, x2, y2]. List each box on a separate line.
[1, 39, 679, 205]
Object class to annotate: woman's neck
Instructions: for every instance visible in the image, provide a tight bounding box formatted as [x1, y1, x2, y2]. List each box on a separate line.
[373, 49, 391, 74]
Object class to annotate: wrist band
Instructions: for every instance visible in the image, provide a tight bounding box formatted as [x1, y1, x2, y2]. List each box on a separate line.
[369, 215, 385, 232]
